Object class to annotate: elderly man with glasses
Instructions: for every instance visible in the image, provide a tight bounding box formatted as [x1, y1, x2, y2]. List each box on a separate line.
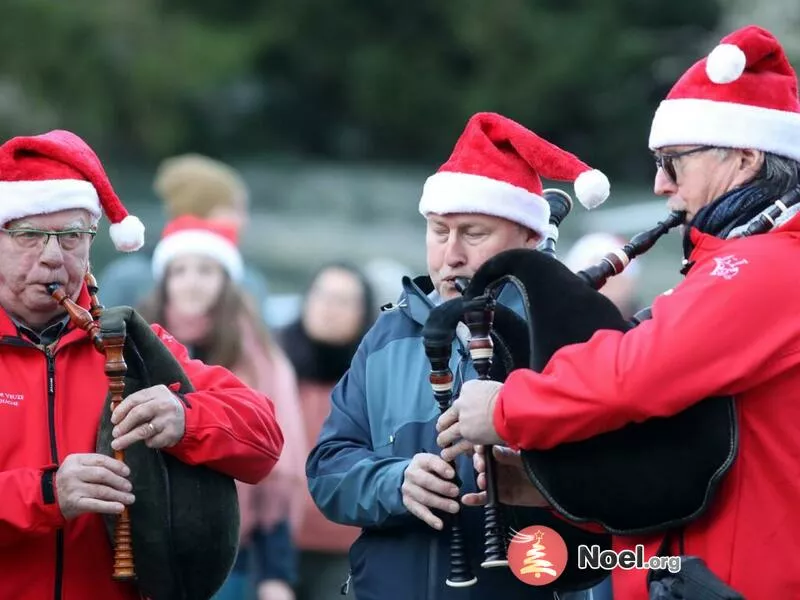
[0, 130, 284, 600]
[436, 25, 800, 600]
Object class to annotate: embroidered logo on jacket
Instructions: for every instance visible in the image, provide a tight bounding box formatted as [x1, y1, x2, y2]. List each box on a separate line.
[0, 391, 24, 408]
[710, 255, 748, 280]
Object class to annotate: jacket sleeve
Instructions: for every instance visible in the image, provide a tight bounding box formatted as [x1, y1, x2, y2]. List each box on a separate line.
[495, 251, 800, 451]
[306, 337, 412, 528]
[151, 324, 284, 485]
[0, 466, 65, 547]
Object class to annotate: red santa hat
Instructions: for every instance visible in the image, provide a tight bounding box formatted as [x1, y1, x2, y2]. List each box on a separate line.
[418, 112, 610, 238]
[649, 25, 800, 161]
[0, 129, 145, 251]
[151, 215, 243, 283]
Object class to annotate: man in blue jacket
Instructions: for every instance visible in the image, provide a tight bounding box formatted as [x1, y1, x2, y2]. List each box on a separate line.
[306, 112, 614, 600]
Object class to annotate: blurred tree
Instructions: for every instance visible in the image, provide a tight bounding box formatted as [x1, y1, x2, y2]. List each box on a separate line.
[713, 0, 800, 58]
[0, 0, 722, 182]
[0, 0, 259, 159]
[192, 0, 722, 181]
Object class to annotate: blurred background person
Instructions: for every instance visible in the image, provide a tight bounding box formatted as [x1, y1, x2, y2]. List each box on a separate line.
[276, 262, 376, 600]
[98, 154, 270, 312]
[138, 215, 307, 600]
[563, 232, 644, 320]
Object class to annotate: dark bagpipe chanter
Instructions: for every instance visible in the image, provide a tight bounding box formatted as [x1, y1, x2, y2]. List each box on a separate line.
[423, 187, 800, 590]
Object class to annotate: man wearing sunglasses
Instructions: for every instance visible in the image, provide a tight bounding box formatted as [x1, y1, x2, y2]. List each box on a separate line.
[0, 130, 284, 600]
[435, 25, 800, 600]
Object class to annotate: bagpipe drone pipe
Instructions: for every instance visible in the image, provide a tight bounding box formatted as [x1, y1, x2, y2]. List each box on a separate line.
[457, 206, 738, 538]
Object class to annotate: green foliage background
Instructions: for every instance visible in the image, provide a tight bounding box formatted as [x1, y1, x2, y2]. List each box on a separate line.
[0, 1, 722, 176]
[0, 1, 797, 295]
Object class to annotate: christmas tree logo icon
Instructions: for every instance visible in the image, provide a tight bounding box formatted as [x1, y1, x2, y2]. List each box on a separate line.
[508, 525, 568, 586]
[521, 530, 558, 577]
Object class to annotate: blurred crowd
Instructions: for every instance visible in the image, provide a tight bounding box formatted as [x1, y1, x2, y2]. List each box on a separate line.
[93, 153, 643, 600]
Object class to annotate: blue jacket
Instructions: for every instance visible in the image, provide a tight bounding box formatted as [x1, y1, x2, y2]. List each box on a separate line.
[307, 276, 609, 600]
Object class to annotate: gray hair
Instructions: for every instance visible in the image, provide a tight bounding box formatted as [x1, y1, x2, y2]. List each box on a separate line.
[752, 153, 800, 198]
[713, 149, 799, 198]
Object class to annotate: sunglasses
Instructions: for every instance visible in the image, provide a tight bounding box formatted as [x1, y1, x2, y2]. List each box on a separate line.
[653, 145, 716, 184]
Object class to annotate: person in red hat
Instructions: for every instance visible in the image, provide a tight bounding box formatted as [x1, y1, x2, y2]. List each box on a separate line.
[436, 24, 800, 599]
[0, 130, 285, 600]
[139, 214, 308, 600]
[306, 111, 612, 600]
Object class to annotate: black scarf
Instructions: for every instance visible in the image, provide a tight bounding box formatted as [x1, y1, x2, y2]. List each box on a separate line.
[682, 184, 774, 258]
[278, 320, 361, 384]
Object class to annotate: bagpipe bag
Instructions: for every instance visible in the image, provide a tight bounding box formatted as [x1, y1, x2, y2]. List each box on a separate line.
[460, 248, 738, 536]
[95, 306, 240, 600]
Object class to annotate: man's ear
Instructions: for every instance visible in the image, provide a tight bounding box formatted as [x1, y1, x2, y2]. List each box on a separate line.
[738, 148, 765, 178]
[522, 226, 541, 249]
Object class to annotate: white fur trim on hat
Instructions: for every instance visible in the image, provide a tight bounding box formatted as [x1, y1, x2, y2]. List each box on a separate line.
[0, 179, 101, 227]
[648, 98, 800, 162]
[418, 172, 550, 237]
[705, 44, 747, 84]
[109, 215, 145, 252]
[152, 229, 244, 283]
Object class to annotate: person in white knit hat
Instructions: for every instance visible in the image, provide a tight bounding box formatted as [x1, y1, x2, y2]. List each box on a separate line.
[139, 214, 307, 600]
[437, 24, 800, 600]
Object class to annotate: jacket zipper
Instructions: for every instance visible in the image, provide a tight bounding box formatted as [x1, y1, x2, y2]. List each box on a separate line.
[45, 346, 64, 600]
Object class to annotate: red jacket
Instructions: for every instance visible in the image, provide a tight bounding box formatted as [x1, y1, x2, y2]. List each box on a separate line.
[0, 285, 284, 600]
[494, 216, 800, 599]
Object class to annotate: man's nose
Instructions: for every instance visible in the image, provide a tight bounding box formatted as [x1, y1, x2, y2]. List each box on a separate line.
[443, 234, 467, 267]
[653, 168, 676, 197]
[39, 235, 65, 266]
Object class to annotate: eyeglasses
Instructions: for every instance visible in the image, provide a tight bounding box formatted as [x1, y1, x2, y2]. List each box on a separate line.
[0, 227, 97, 251]
[653, 146, 716, 184]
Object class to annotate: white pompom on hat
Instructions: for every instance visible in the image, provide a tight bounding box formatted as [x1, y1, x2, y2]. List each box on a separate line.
[418, 112, 610, 238]
[705, 43, 747, 84]
[0, 129, 145, 251]
[649, 25, 800, 161]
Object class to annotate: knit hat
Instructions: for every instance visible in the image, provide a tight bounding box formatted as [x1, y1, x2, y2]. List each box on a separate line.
[152, 215, 243, 283]
[154, 154, 248, 220]
[0, 129, 145, 251]
[418, 112, 610, 238]
[649, 25, 800, 161]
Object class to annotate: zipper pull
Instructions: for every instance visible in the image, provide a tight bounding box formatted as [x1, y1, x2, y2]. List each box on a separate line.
[340, 571, 352, 596]
[45, 347, 55, 394]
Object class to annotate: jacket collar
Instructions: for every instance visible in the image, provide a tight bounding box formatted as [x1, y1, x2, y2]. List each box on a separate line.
[397, 275, 436, 327]
[682, 210, 800, 275]
[688, 209, 800, 255]
[0, 282, 93, 348]
[396, 274, 526, 327]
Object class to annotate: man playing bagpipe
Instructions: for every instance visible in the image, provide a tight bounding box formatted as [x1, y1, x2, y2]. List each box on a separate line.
[305, 111, 616, 599]
[436, 25, 800, 600]
[0, 130, 285, 600]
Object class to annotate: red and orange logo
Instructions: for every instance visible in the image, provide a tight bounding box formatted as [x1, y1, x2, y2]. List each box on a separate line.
[507, 525, 568, 586]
